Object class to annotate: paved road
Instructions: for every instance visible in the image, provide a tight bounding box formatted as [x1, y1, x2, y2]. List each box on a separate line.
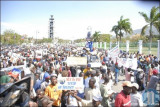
[110, 74, 125, 106]
[112, 74, 125, 93]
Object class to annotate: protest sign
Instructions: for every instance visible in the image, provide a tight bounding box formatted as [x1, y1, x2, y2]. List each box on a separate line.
[57, 77, 84, 90]
[66, 57, 87, 66]
[118, 58, 137, 70]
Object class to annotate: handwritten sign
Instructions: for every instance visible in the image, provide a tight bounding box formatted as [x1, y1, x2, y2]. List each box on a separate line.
[66, 57, 87, 66]
[57, 77, 84, 90]
[118, 58, 137, 70]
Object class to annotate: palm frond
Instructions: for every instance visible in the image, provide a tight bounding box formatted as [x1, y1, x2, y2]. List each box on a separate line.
[152, 13, 160, 22]
[141, 24, 149, 35]
[150, 6, 159, 20]
[139, 12, 150, 23]
[153, 21, 160, 33]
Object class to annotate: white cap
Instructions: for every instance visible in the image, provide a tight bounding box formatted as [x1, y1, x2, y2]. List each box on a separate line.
[137, 68, 143, 72]
[132, 83, 139, 89]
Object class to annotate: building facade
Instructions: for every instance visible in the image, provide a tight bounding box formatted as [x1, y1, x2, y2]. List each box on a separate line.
[48, 15, 54, 39]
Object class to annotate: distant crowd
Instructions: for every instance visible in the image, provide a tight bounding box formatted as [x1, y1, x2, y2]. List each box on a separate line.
[0, 44, 160, 107]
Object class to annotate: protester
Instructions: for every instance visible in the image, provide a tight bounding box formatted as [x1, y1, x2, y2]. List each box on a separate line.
[45, 74, 62, 106]
[66, 90, 79, 106]
[136, 68, 145, 91]
[0, 71, 13, 85]
[84, 77, 101, 100]
[83, 64, 92, 79]
[147, 69, 160, 90]
[130, 83, 143, 107]
[37, 89, 53, 107]
[41, 74, 50, 91]
[100, 74, 114, 107]
[114, 62, 120, 85]
[0, 43, 160, 107]
[115, 81, 132, 107]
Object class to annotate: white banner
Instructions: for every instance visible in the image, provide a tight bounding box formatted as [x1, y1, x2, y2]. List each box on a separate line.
[57, 77, 84, 90]
[109, 45, 119, 63]
[118, 58, 137, 70]
[66, 57, 87, 66]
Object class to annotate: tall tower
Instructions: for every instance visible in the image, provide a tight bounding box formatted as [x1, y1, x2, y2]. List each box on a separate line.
[48, 15, 54, 39]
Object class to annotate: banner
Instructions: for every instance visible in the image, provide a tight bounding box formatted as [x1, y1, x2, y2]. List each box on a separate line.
[118, 58, 137, 70]
[66, 57, 87, 66]
[57, 77, 84, 90]
[109, 45, 119, 63]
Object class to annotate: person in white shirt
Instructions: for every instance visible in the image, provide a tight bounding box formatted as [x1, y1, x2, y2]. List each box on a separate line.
[130, 83, 143, 107]
[94, 70, 102, 88]
[84, 71, 92, 88]
[84, 77, 102, 100]
[66, 90, 80, 107]
[40, 66, 47, 81]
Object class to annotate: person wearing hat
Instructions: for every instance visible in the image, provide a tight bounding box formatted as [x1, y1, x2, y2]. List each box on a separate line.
[41, 73, 50, 91]
[136, 68, 145, 91]
[147, 69, 160, 90]
[130, 83, 143, 107]
[45, 74, 62, 106]
[83, 64, 92, 79]
[72, 90, 102, 107]
[101, 61, 107, 71]
[115, 81, 133, 107]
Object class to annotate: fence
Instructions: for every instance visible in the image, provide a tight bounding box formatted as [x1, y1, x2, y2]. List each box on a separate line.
[76, 40, 160, 57]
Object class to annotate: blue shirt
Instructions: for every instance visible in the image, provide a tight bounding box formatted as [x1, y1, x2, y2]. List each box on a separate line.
[33, 79, 42, 92]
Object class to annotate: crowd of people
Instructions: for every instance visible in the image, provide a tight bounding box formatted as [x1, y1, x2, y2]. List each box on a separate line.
[0, 44, 160, 107]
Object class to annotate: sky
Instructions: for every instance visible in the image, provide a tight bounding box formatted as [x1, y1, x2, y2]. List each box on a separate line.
[1, 1, 159, 40]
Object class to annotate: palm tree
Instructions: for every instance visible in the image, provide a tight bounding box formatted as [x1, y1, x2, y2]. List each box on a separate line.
[139, 6, 160, 53]
[117, 16, 133, 45]
[111, 25, 119, 43]
[92, 31, 101, 42]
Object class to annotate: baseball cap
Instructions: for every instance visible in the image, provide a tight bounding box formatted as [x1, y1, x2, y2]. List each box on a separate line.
[51, 74, 57, 78]
[137, 68, 143, 72]
[153, 69, 158, 75]
[87, 64, 91, 68]
[122, 81, 133, 87]
[132, 83, 139, 89]
[102, 62, 105, 65]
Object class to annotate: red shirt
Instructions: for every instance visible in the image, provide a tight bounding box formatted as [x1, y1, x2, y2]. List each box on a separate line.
[115, 91, 131, 107]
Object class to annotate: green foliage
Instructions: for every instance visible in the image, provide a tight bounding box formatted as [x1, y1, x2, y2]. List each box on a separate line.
[99, 34, 111, 42]
[58, 38, 71, 44]
[74, 38, 86, 43]
[36, 38, 53, 44]
[111, 16, 133, 46]
[139, 6, 160, 51]
[1, 29, 25, 45]
[117, 16, 133, 42]
[92, 31, 101, 42]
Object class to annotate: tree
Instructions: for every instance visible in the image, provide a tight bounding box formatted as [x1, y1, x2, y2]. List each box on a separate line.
[117, 16, 133, 46]
[111, 25, 119, 42]
[92, 31, 101, 42]
[139, 6, 160, 53]
[99, 34, 111, 42]
[1, 29, 24, 45]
